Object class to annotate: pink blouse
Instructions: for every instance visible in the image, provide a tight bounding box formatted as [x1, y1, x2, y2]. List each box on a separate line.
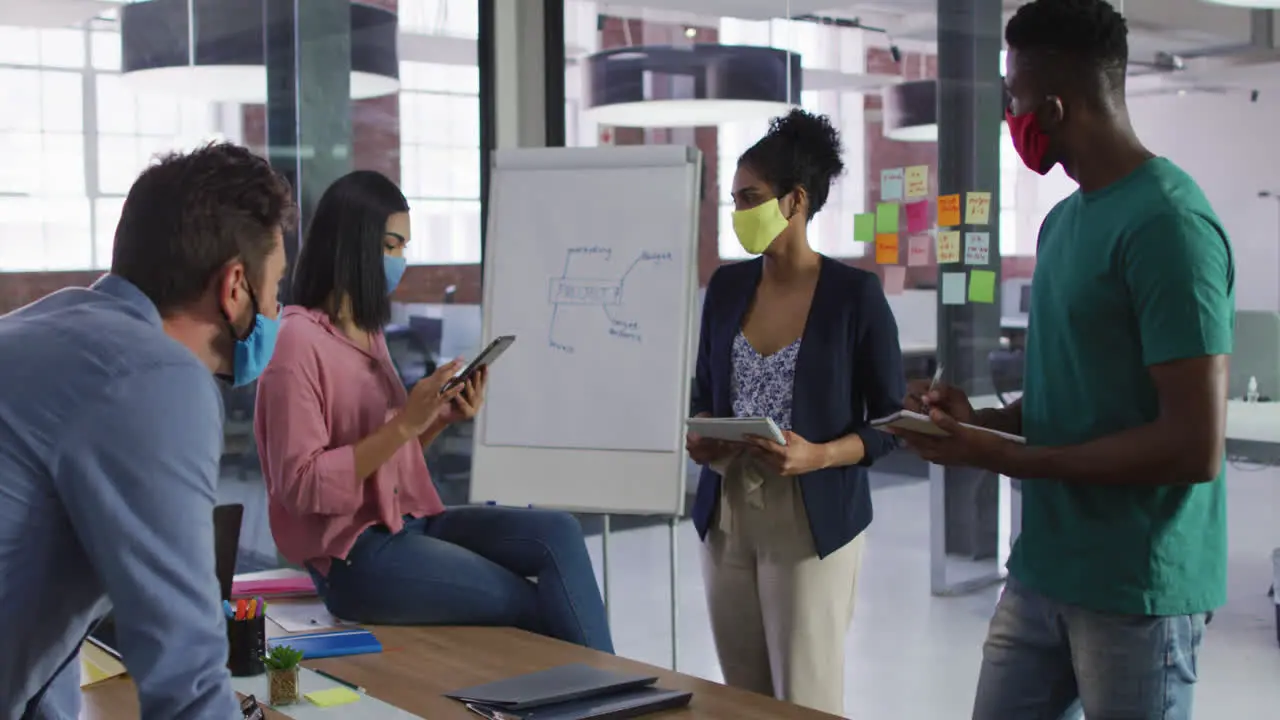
[254, 306, 445, 575]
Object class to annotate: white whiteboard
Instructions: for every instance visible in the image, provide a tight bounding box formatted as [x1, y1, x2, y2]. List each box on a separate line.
[471, 146, 701, 516]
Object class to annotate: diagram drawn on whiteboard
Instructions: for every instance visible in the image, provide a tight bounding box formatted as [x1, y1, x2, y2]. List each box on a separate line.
[546, 245, 673, 353]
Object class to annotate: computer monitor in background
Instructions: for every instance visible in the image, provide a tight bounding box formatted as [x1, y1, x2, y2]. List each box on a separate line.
[1230, 310, 1280, 400]
[1001, 278, 1032, 325]
[1020, 284, 1033, 313]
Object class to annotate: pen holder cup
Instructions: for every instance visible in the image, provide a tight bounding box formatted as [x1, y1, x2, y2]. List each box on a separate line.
[226, 614, 267, 677]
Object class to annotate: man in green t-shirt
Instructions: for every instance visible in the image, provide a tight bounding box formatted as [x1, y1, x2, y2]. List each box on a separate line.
[897, 1, 1234, 719]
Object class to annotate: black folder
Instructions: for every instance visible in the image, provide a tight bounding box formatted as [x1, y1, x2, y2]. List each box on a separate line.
[446, 664, 658, 711]
[464, 687, 693, 720]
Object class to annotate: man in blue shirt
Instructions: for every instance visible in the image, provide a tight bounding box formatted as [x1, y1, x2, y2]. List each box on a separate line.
[0, 143, 294, 718]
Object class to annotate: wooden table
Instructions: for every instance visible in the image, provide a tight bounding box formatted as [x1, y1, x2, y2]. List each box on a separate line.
[82, 625, 840, 719]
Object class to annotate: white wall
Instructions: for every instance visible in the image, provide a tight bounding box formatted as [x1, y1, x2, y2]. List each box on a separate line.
[1023, 92, 1280, 311]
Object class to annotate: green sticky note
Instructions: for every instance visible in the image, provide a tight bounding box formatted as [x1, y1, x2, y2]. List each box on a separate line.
[854, 213, 875, 243]
[876, 203, 900, 234]
[968, 269, 996, 304]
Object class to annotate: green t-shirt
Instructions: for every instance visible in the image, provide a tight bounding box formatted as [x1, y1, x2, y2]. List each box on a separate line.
[1008, 157, 1234, 617]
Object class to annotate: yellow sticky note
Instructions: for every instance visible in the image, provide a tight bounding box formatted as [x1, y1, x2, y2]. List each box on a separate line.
[937, 194, 961, 227]
[905, 165, 929, 198]
[305, 687, 361, 707]
[876, 202, 900, 234]
[969, 270, 996, 304]
[875, 233, 899, 264]
[936, 230, 961, 264]
[965, 191, 992, 225]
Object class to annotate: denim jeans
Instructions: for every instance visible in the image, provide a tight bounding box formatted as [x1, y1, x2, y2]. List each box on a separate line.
[972, 578, 1205, 720]
[311, 506, 614, 653]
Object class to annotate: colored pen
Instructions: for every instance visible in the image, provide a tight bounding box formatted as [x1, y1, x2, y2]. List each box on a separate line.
[223, 600, 234, 618]
[247, 598, 258, 619]
[312, 668, 365, 694]
[235, 598, 247, 621]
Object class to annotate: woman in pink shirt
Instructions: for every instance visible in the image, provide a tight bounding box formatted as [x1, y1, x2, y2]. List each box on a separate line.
[254, 171, 613, 652]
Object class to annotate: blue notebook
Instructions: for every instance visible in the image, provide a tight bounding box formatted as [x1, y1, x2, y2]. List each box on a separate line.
[267, 629, 381, 659]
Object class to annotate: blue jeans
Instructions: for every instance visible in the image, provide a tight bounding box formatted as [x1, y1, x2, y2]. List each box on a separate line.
[312, 507, 614, 653]
[973, 579, 1205, 720]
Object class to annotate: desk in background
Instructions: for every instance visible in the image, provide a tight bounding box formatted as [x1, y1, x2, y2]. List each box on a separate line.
[82, 625, 841, 719]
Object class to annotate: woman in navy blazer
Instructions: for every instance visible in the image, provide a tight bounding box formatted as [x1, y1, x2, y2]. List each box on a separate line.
[686, 110, 905, 715]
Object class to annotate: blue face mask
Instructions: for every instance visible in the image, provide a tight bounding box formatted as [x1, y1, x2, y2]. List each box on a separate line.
[384, 254, 407, 295]
[231, 311, 281, 387]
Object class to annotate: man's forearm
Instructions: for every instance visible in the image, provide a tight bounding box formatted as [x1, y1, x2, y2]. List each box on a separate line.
[993, 418, 1219, 486]
[973, 399, 1022, 436]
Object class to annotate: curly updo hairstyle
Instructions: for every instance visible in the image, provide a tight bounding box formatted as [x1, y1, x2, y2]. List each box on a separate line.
[738, 108, 845, 219]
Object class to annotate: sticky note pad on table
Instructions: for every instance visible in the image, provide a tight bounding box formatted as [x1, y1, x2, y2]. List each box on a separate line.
[905, 165, 929, 198]
[968, 270, 996, 304]
[854, 213, 875, 243]
[305, 687, 361, 707]
[941, 272, 967, 306]
[907, 234, 930, 267]
[965, 191, 992, 225]
[880, 168, 904, 201]
[936, 230, 961, 264]
[875, 233, 899, 264]
[876, 203, 899, 233]
[905, 200, 929, 234]
[964, 232, 990, 265]
[882, 265, 906, 295]
[937, 194, 961, 227]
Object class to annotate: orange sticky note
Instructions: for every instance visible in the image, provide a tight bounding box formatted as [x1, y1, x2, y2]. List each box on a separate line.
[905, 165, 929, 198]
[882, 265, 906, 295]
[937, 194, 961, 227]
[875, 233, 899, 264]
[907, 234, 931, 267]
[936, 230, 961, 264]
[965, 191, 992, 225]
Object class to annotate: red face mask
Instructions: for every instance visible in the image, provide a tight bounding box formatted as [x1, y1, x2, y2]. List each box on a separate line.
[1005, 108, 1052, 175]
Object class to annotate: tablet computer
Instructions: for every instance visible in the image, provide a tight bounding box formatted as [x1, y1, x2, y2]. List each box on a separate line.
[870, 410, 1026, 444]
[442, 335, 516, 394]
[686, 416, 787, 446]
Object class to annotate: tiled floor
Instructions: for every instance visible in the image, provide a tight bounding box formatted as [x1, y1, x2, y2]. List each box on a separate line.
[219, 464, 1280, 719]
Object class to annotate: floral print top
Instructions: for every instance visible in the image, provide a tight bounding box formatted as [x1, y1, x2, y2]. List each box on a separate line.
[729, 331, 800, 431]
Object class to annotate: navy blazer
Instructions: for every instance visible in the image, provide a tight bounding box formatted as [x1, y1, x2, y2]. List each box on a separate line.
[690, 256, 906, 558]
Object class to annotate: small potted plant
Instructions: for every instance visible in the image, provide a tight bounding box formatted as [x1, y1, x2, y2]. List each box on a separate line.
[261, 645, 304, 706]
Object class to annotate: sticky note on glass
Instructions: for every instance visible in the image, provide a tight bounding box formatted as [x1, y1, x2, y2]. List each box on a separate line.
[964, 231, 990, 265]
[965, 191, 992, 225]
[854, 213, 875, 243]
[904, 200, 929, 234]
[936, 230, 961, 264]
[907, 234, 930, 267]
[969, 269, 996, 304]
[875, 233, 899, 264]
[305, 687, 360, 707]
[937, 194, 961, 227]
[881, 168, 904, 201]
[905, 165, 929, 198]
[882, 265, 906, 295]
[876, 203, 899, 233]
[941, 272, 967, 306]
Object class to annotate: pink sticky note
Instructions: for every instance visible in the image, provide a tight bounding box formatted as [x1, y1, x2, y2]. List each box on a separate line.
[907, 234, 930, 267]
[882, 265, 906, 295]
[905, 200, 930, 234]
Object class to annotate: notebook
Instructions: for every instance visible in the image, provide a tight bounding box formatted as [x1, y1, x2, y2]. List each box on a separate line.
[231, 569, 316, 599]
[685, 416, 786, 445]
[267, 629, 382, 659]
[446, 664, 657, 711]
[870, 409, 1026, 444]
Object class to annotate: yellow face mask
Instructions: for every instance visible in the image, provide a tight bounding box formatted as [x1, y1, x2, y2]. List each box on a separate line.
[731, 198, 790, 255]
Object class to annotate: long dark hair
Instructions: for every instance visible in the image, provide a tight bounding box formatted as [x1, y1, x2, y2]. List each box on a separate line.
[291, 170, 409, 332]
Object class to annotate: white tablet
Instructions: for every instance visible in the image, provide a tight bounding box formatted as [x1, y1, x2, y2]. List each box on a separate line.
[686, 416, 787, 446]
[870, 410, 1026, 445]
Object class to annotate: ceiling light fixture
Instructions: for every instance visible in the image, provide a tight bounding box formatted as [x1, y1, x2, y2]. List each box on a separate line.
[583, 44, 802, 127]
[120, 0, 399, 102]
[882, 80, 937, 142]
[1201, 0, 1280, 7]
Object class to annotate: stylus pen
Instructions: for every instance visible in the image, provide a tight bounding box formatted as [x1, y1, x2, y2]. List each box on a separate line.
[312, 668, 364, 694]
[923, 363, 944, 410]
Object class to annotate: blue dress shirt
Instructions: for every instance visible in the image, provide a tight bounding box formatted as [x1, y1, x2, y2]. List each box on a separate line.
[691, 256, 906, 558]
[0, 275, 237, 719]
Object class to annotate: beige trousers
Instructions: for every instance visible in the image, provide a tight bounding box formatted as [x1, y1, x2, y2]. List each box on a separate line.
[700, 453, 865, 717]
